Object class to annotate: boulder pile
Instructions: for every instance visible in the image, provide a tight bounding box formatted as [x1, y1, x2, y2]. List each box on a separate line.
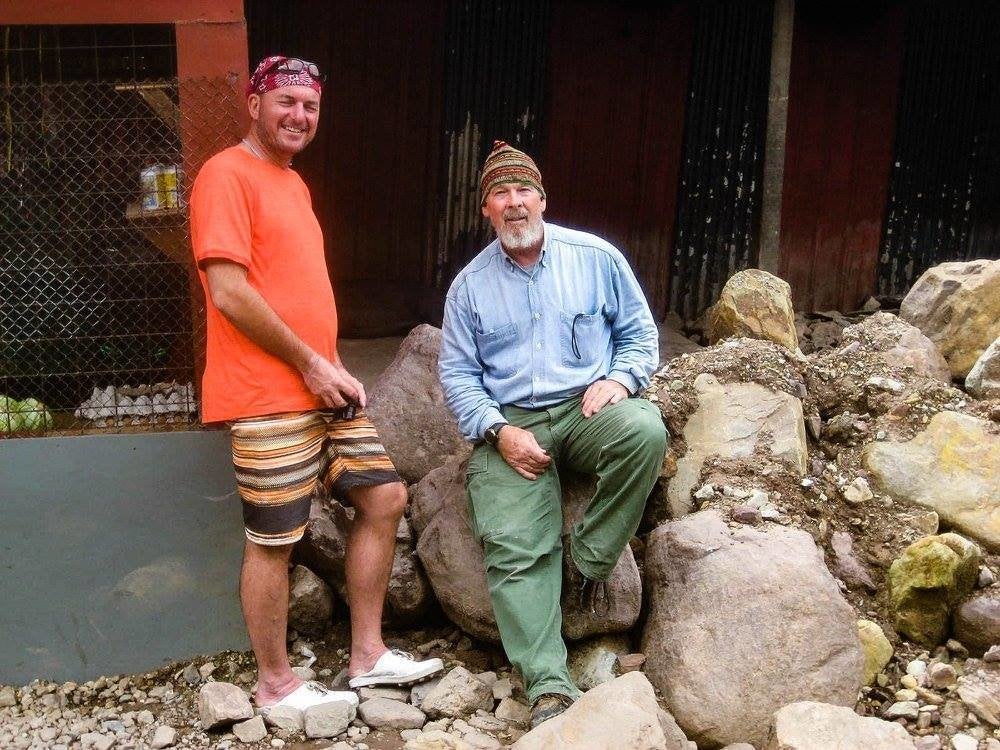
[4, 259, 1000, 750]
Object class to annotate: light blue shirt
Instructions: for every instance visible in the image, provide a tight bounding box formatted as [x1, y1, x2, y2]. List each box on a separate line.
[439, 222, 659, 441]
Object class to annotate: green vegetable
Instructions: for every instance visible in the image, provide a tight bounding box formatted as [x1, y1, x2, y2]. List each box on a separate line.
[1, 395, 22, 433]
[12, 397, 53, 433]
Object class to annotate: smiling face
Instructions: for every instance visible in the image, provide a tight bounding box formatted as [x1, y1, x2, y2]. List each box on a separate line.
[481, 183, 546, 254]
[248, 85, 320, 162]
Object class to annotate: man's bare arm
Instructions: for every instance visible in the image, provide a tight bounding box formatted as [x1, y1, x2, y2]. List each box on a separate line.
[204, 260, 366, 408]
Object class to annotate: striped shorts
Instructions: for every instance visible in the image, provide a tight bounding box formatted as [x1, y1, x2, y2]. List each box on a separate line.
[230, 408, 401, 546]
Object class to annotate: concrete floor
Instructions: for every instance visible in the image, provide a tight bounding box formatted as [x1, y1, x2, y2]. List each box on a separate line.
[338, 336, 406, 390]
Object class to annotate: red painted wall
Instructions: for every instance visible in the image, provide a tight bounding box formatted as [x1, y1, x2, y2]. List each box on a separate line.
[542, 1, 694, 319]
[778, 3, 905, 311]
[0, 0, 242, 24]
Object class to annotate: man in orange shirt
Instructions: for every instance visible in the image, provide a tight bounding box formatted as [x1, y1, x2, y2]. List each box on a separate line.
[190, 56, 442, 713]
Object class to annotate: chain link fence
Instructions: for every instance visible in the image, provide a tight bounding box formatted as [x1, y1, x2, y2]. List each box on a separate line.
[0, 77, 242, 437]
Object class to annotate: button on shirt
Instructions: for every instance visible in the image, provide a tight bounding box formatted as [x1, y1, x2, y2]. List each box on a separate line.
[439, 223, 659, 441]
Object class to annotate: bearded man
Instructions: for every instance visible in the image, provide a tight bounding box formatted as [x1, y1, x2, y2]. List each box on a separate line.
[189, 56, 442, 714]
[438, 141, 667, 728]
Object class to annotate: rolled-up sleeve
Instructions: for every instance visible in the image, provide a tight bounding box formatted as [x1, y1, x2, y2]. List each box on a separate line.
[439, 289, 505, 441]
[606, 252, 659, 394]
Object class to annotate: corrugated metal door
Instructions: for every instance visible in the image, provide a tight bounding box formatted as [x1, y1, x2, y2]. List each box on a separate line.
[878, 1, 1000, 297]
[777, 3, 905, 312]
[669, 0, 773, 320]
[433, 0, 550, 287]
[541, 0, 694, 321]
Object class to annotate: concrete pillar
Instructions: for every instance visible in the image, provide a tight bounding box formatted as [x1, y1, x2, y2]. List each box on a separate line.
[758, 0, 795, 274]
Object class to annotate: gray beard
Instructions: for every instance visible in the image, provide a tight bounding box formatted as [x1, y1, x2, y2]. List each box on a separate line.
[497, 217, 544, 252]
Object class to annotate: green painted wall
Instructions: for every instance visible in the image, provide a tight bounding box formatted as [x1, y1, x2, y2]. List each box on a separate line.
[0, 431, 249, 684]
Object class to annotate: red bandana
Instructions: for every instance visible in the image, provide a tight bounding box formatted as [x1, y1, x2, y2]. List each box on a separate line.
[247, 55, 323, 97]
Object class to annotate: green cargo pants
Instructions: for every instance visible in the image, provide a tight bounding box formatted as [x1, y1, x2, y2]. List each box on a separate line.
[465, 394, 668, 702]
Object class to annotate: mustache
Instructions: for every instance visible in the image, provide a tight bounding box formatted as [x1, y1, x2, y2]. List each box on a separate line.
[503, 211, 529, 221]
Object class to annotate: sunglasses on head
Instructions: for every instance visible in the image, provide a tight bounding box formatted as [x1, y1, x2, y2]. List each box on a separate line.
[264, 57, 326, 83]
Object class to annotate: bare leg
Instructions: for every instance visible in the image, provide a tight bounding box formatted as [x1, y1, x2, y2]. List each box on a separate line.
[240, 540, 299, 706]
[344, 481, 407, 677]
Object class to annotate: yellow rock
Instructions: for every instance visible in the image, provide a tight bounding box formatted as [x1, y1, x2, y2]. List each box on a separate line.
[887, 533, 981, 646]
[900, 259, 1000, 378]
[708, 269, 799, 352]
[863, 411, 1000, 551]
[858, 619, 893, 685]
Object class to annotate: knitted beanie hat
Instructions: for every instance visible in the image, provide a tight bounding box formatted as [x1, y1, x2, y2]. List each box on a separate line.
[480, 140, 545, 205]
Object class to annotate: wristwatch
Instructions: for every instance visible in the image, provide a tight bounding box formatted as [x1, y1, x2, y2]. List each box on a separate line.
[483, 422, 508, 447]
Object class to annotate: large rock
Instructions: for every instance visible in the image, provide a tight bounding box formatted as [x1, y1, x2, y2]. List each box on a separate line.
[511, 672, 692, 750]
[765, 701, 915, 749]
[411, 457, 641, 643]
[419, 667, 494, 719]
[232, 716, 267, 743]
[642, 510, 863, 748]
[358, 697, 426, 730]
[667, 373, 807, 517]
[858, 619, 893, 686]
[966, 336, 1000, 399]
[261, 706, 303, 732]
[366, 324, 468, 483]
[197, 682, 254, 730]
[830, 532, 877, 592]
[658, 322, 703, 366]
[953, 588, 1000, 655]
[839, 312, 951, 383]
[304, 700, 355, 738]
[900, 259, 1000, 378]
[404, 730, 474, 750]
[287, 565, 335, 636]
[297, 499, 432, 625]
[708, 269, 799, 352]
[567, 634, 632, 691]
[957, 664, 1000, 726]
[150, 726, 177, 749]
[863, 411, 1000, 550]
[887, 533, 981, 646]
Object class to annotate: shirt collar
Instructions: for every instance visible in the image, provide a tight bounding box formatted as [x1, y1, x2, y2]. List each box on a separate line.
[539, 222, 550, 267]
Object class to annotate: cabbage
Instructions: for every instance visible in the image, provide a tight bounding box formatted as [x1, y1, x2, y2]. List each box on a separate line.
[14, 398, 53, 433]
[0, 395, 23, 434]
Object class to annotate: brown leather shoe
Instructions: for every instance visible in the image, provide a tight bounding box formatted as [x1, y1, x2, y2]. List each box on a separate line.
[530, 692, 575, 728]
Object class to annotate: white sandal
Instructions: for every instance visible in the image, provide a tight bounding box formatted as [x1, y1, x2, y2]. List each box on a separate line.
[258, 680, 358, 714]
[348, 649, 445, 688]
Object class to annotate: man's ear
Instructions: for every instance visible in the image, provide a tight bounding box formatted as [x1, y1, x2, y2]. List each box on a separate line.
[481, 203, 490, 218]
[247, 93, 261, 121]
[539, 196, 546, 214]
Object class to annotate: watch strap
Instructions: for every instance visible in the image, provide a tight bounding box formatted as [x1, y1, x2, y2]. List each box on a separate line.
[484, 421, 507, 446]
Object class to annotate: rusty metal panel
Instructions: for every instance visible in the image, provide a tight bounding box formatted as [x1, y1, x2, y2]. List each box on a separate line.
[878, 1, 1000, 297]
[0, 0, 244, 25]
[244, 0, 446, 334]
[669, 0, 773, 320]
[778, 3, 905, 312]
[541, 1, 694, 321]
[433, 0, 550, 287]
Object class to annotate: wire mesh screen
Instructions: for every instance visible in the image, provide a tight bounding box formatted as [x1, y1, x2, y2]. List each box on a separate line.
[0, 77, 241, 437]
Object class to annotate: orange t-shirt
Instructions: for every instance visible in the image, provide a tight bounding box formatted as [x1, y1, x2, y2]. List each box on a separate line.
[189, 145, 337, 423]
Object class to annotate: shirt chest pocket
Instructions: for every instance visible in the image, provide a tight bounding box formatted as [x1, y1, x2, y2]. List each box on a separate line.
[559, 310, 604, 366]
[475, 322, 520, 378]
